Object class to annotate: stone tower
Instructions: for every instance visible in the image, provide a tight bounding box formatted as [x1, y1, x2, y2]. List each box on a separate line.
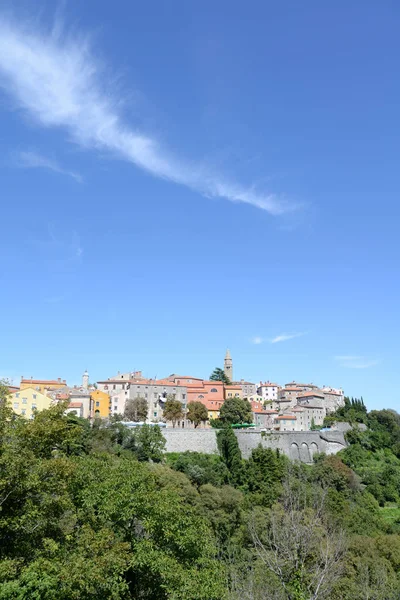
[224, 349, 233, 382]
[82, 369, 89, 390]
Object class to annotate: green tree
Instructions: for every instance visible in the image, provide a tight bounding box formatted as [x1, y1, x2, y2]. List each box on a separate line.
[124, 396, 148, 421]
[249, 476, 346, 600]
[217, 427, 244, 485]
[163, 397, 184, 428]
[125, 424, 166, 462]
[245, 446, 286, 506]
[166, 451, 230, 487]
[220, 397, 253, 425]
[210, 367, 231, 385]
[187, 401, 209, 428]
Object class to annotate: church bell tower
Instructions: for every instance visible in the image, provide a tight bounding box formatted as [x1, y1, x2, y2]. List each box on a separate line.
[224, 349, 233, 382]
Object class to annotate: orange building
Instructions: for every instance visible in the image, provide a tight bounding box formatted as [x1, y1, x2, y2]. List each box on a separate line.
[90, 389, 110, 418]
[167, 375, 225, 405]
[202, 399, 224, 421]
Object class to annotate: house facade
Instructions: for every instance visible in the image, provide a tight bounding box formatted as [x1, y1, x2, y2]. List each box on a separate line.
[257, 381, 280, 403]
[9, 387, 52, 418]
[20, 377, 67, 394]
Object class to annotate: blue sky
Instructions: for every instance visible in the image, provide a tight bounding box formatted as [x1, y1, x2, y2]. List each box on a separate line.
[0, 0, 399, 409]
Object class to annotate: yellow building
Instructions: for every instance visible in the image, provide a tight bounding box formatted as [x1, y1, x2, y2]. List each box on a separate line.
[9, 387, 53, 418]
[202, 400, 224, 421]
[224, 384, 243, 400]
[90, 389, 110, 418]
[20, 377, 67, 395]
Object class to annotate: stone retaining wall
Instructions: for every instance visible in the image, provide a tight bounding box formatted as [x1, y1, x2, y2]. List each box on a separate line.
[162, 429, 347, 463]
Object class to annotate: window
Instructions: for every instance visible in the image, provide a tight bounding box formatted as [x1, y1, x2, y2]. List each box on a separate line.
[154, 393, 158, 399]
[16, 392, 20, 398]
[33, 394, 37, 399]
[154, 411, 157, 417]
[182, 394, 186, 400]
[210, 388, 218, 393]
[32, 403, 37, 410]
[21, 409, 26, 415]
[198, 394, 205, 399]
[22, 398, 27, 404]
[145, 393, 148, 398]
[96, 401, 100, 407]
[122, 384, 125, 390]
[228, 393, 232, 397]
[113, 384, 116, 390]
[13, 402, 19, 409]
[114, 405, 118, 411]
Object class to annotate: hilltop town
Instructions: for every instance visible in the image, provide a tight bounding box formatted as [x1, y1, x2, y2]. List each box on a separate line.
[6, 350, 344, 433]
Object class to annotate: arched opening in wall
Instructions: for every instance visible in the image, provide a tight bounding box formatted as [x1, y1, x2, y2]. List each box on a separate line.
[290, 442, 300, 461]
[309, 442, 319, 459]
[300, 442, 311, 463]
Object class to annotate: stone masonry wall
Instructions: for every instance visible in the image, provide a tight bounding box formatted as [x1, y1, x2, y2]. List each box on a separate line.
[162, 429, 347, 464]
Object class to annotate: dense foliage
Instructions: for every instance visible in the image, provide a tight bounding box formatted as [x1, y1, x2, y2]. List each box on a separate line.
[0, 382, 399, 599]
[124, 396, 148, 422]
[187, 401, 208, 428]
[162, 397, 184, 427]
[219, 397, 253, 425]
[209, 367, 231, 385]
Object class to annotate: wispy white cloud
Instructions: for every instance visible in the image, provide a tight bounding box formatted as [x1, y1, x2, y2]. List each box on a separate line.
[334, 356, 379, 369]
[15, 150, 82, 182]
[270, 332, 306, 344]
[251, 336, 264, 345]
[0, 17, 295, 215]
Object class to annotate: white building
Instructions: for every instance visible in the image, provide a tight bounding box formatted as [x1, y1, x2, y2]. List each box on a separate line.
[257, 381, 280, 403]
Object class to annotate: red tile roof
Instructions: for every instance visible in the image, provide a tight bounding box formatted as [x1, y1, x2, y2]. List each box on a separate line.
[297, 391, 325, 399]
[275, 415, 296, 420]
[21, 379, 66, 385]
[68, 402, 82, 408]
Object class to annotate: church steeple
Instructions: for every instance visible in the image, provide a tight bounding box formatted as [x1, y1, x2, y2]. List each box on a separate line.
[82, 369, 89, 390]
[224, 349, 233, 382]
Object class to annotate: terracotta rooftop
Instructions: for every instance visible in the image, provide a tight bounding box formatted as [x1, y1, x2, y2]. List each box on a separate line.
[68, 402, 83, 408]
[297, 391, 325, 399]
[21, 378, 66, 385]
[276, 415, 297, 420]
